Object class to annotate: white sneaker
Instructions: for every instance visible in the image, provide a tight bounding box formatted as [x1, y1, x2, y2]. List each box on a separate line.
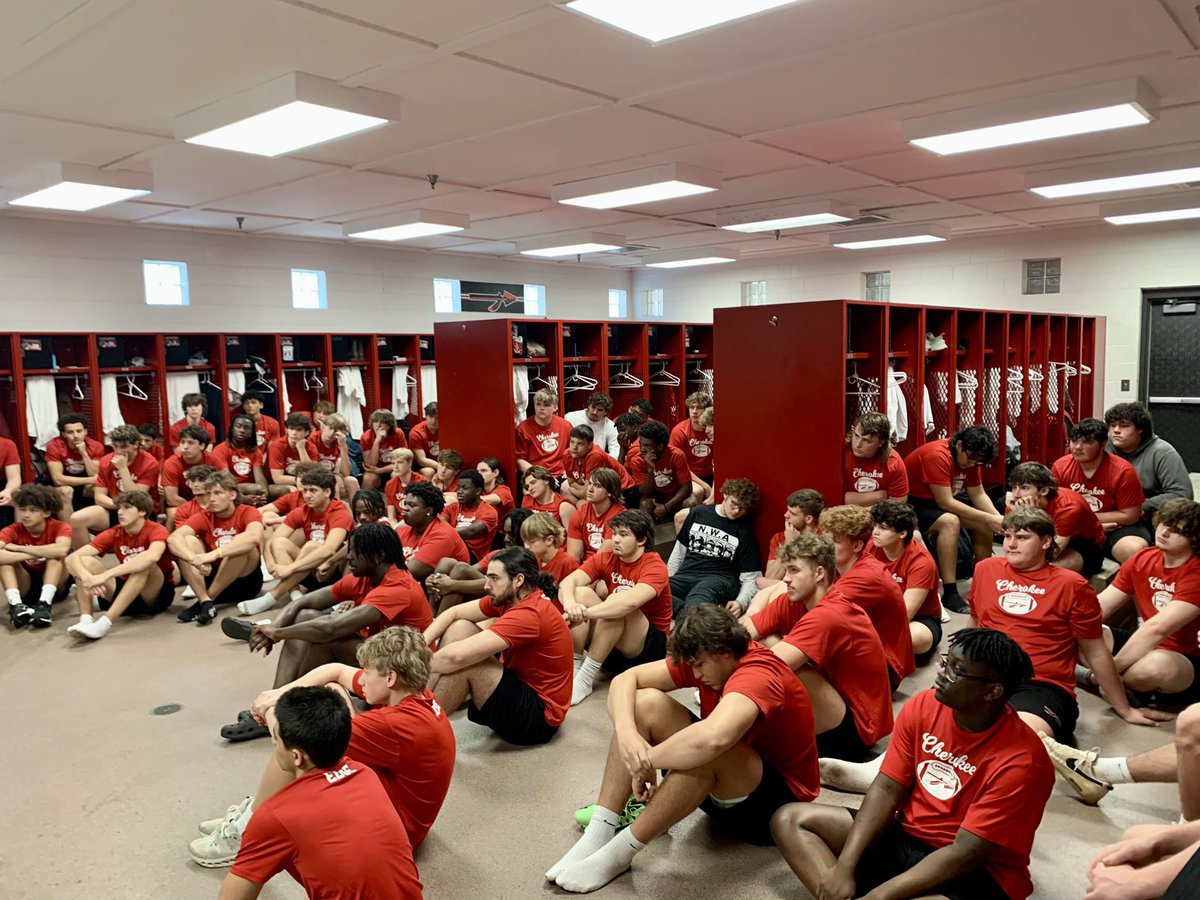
[198, 796, 251, 837]
[189, 817, 241, 868]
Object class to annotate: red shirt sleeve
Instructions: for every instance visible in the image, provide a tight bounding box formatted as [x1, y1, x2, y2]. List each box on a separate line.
[267, 441, 288, 471]
[161, 456, 183, 488]
[486, 602, 540, 650]
[328, 503, 354, 532]
[887, 452, 910, 497]
[89, 528, 117, 555]
[331, 574, 359, 604]
[750, 593, 793, 639]
[284, 507, 305, 530]
[920, 443, 953, 488]
[229, 806, 291, 885]
[0, 439, 18, 467]
[1068, 579, 1103, 641]
[1115, 464, 1146, 509]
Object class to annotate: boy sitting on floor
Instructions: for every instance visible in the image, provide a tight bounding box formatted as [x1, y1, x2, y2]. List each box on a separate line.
[0, 485, 72, 629]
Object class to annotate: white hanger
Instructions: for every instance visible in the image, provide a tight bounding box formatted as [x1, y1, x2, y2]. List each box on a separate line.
[200, 370, 219, 389]
[956, 371, 978, 389]
[72, 376, 85, 400]
[120, 374, 148, 400]
[888, 369, 909, 385]
[563, 365, 599, 392]
[649, 364, 680, 387]
[609, 363, 644, 388]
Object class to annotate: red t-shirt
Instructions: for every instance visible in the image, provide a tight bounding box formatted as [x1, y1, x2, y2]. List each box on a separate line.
[95, 450, 161, 509]
[266, 438, 311, 478]
[625, 443, 693, 496]
[161, 450, 218, 501]
[880, 690, 1053, 900]
[168, 417, 217, 447]
[442, 500, 499, 561]
[184, 505, 263, 552]
[830, 554, 915, 683]
[383, 472, 427, 513]
[872, 540, 942, 618]
[667, 643, 819, 801]
[968, 558, 1102, 695]
[268, 491, 305, 518]
[251, 414, 281, 448]
[562, 446, 635, 491]
[1113, 548, 1200, 656]
[284, 499, 354, 544]
[407, 421, 439, 458]
[767, 532, 788, 564]
[580, 549, 672, 634]
[360, 428, 409, 469]
[396, 518, 468, 568]
[1046, 488, 1106, 546]
[211, 442, 262, 484]
[844, 447, 909, 499]
[484, 483, 515, 525]
[232, 757, 422, 899]
[331, 565, 432, 637]
[750, 589, 805, 640]
[669, 420, 714, 479]
[345, 692, 455, 848]
[566, 501, 626, 560]
[1050, 452, 1145, 514]
[905, 439, 982, 501]
[515, 415, 572, 475]
[477, 590, 573, 725]
[0, 437, 16, 469]
[305, 433, 344, 472]
[542, 548, 580, 584]
[45, 435, 106, 478]
[90, 521, 174, 577]
[782, 594, 894, 745]
[523, 490, 568, 517]
[0, 520, 71, 571]
[174, 498, 201, 522]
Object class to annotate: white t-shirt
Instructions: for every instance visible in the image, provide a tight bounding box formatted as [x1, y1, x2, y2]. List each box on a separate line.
[565, 409, 620, 457]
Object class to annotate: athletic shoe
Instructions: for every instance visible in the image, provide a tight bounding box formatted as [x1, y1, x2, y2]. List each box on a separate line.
[177, 603, 202, 623]
[9, 603, 33, 629]
[941, 593, 971, 614]
[573, 797, 645, 831]
[189, 818, 241, 868]
[196, 602, 217, 626]
[198, 796, 251, 837]
[1039, 733, 1112, 805]
[31, 602, 52, 628]
[220, 617, 254, 642]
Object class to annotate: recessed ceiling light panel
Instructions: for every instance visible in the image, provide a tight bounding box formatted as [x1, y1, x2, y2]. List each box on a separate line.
[553, 163, 721, 209]
[643, 247, 739, 268]
[717, 200, 858, 233]
[7, 162, 152, 211]
[519, 232, 625, 258]
[344, 210, 469, 242]
[832, 224, 950, 250]
[564, 0, 804, 42]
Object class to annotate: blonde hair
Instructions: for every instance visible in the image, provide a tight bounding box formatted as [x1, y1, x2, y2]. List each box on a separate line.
[322, 412, 349, 434]
[818, 505, 874, 543]
[533, 388, 558, 406]
[521, 512, 565, 547]
[391, 447, 414, 464]
[355, 626, 431, 691]
[699, 407, 713, 428]
[777, 534, 836, 586]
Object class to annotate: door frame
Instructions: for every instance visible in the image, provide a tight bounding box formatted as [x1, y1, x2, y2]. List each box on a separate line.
[1139, 285, 1200, 405]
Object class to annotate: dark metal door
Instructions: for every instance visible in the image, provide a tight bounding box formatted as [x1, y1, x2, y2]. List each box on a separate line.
[1142, 288, 1200, 471]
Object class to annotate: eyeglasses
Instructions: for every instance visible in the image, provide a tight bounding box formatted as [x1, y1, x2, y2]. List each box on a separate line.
[938, 655, 997, 684]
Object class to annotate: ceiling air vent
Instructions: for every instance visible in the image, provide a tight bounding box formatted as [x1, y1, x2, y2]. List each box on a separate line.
[606, 243, 659, 255]
[834, 214, 892, 227]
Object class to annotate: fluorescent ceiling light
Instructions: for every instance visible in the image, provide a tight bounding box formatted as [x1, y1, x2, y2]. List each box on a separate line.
[519, 232, 624, 258]
[176, 72, 399, 157]
[1028, 152, 1200, 198]
[905, 79, 1157, 156]
[832, 224, 949, 250]
[1101, 191, 1200, 225]
[7, 162, 152, 211]
[644, 247, 739, 268]
[344, 210, 469, 242]
[717, 200, 858, 233]
[563, 0, 803, 42]
[553, 163, 721, 209]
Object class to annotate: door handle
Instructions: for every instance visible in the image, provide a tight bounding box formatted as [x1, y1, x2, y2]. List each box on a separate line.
[1148, 397, 1200, 405]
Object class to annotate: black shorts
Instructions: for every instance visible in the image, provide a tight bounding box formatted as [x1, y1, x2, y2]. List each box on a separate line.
[1067, 537, 1105, 577]
[622, 487, 669, 510]
[670, 572, 738, 617]
[20, 567, 70, 603]
[1109, 627, 1200, 702]
[699, 759, 801, 846]
[848, 817, 1009, 900]
[602, 626, 668, 675]
[70, 483, 94, 511]
[817, 702, 872, 762]
[912, 613, 943, 660]
[468, 667, 559, 746]
[1105, 524, 1152, 559]
[1009, 679, 1078, 743]
[204, 565, 265, 605]
[101, 575, 177, 617]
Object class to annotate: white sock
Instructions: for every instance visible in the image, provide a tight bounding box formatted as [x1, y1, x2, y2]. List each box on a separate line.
[574, 653, 585, 674]
[238, 594, 276, 616]
[556, 829, 645, 893]
[77, 616, 112, 640]
[546, 807, 619, 881]
[5, 588, 20, 606]
[79, 614, 94, 625]
[572, 657, 603, 705]
[67, 614, 95, 634]
[1092, 756, 1134, 785]
[38, 584, 56, 605]
[181, 584, 196, 599]
[232, 799, 255, 837]
[288, 589, 306, 602]
[819, 755, 885, 794]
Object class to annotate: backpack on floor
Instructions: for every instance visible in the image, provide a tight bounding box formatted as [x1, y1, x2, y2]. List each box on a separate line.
[924, 529, 976, 581]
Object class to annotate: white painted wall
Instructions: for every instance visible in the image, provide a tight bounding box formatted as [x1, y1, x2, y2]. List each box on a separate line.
[632, 222, 1200, 410]
[0, 215, 630, 334]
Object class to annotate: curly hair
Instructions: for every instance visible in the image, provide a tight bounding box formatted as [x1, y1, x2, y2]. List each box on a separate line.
[404, 480, 445, 516]
[777, 534, 836, 584]
[668, 604, 750, 665]
[1104, 401, 1154, 438]
[719, 478, 759, 509]
[356, 626, 432, 692]
[818, 505, 873, 544]
[1153, 498, 1200, 548]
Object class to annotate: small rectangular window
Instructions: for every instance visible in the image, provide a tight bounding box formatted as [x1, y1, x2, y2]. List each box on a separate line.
[1023, 258, 1061, 295]
[433, 278, 461, 313]
[863, 271, 890, 302]
[741, 280, 767, 306]
[143, 260, 189, 306]
[524, 284, 546, 316]
[291, 268, 327, 310]
[608, 289, 628, 318]
[640, 288, 664, 318]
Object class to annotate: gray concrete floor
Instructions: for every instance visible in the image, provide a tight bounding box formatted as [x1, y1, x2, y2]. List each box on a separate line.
[1, 583, 1183, 900]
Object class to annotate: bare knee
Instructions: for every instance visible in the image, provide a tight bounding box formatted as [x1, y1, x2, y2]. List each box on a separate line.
[937, 513, 961, 533]
[1177, 704, 1200, 748]
[443, 619, 480, 643]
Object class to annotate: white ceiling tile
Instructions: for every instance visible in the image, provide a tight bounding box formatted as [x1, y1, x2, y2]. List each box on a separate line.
[293, 0, 552, 45]
[214, 170, 433, 220]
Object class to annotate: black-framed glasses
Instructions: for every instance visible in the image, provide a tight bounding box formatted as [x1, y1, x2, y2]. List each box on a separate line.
[938, 655, 997, 684]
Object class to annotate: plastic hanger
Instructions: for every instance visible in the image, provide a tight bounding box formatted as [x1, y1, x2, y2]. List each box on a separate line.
[609, 363, 644, 388]
[649, 364, 680, 387]
[120, 374, 148, 400]
[73, 375, 85, 400]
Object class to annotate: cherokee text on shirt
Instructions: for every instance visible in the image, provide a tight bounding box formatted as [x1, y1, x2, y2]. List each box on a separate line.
[922, 732, 978, 775]
[994, 578, 1047, 595]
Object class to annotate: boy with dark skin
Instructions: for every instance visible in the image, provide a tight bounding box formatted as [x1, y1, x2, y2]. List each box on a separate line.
[625, 420, 692, 524]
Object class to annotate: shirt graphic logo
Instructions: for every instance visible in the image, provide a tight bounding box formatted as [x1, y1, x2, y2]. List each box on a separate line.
[538, 434, 560, 453]
[691, 441, 711, 458]
[654, 470, 672, 489]
[324, 762, 355, 784]
[1153, 590, 1174, 611]
[310, 525, 327, 544]
[917, 759, 963, 801]
[855, 475, 880, 493]
[998, 590, 1037, 615]
[233, 458, 251, 476]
